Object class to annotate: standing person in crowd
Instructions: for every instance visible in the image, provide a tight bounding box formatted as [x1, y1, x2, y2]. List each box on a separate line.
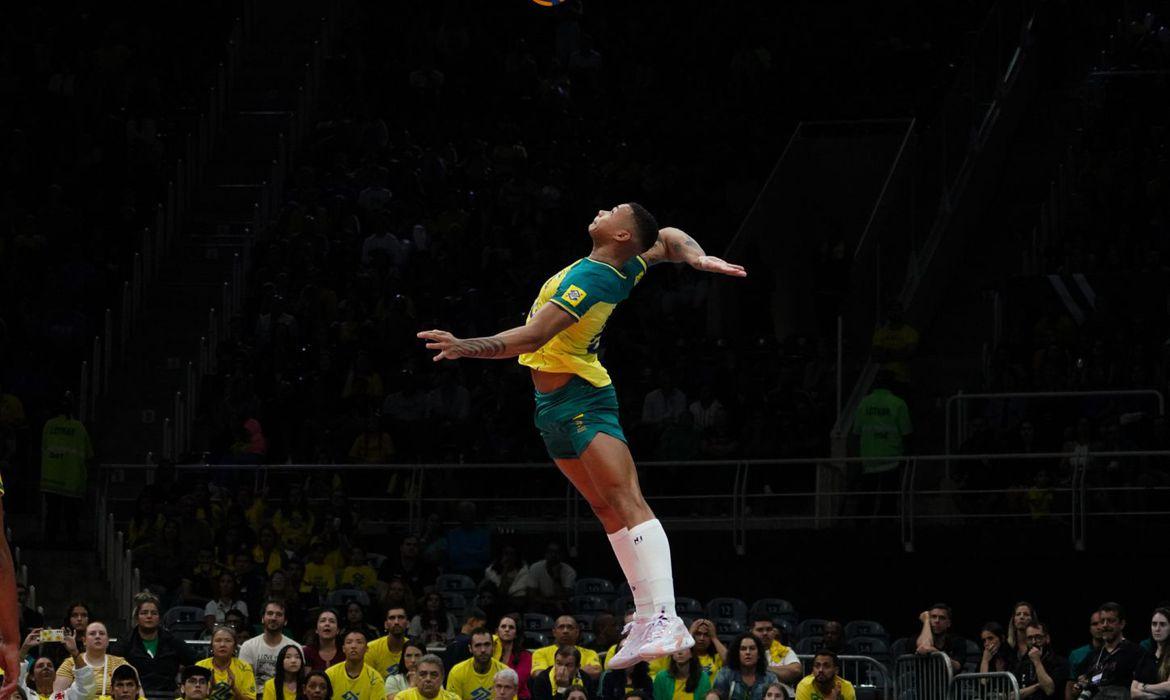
[181, 666, 214, 700]
[304, 672, 332, 700]
[205, 572, 249, 629]
[851, 371, 912, 516]
[384, 642, 426, 700]
[482, 545, 530, 612]
[687, 621, 726, 677]
[1007, 602, 1039, 664]
[794, 651, 854, 700]
[531, 617, 601, 680]
[419, 210, 746, 667]
[493, 614, 532, 700]
[262, 646, 306, 700]
[303, 610, 342, 672]
[1069, 602, 1142, 700]
[653, 647, 711, 700]
[712, 633, 779, 700]
[1131, 607, 1169, 699]
[1068, 611, 1104, 673]
[914, 604, 965, 673]
[748, 617, 800, 688]
[492, 669, 519, 700]
[326, 629, 383, 700]
[367, 607, 413, 678]
[447, 628, 508, 700]
[53, 621, 131, 696]
[112, 592, 198, 696]
[40, 396, 94, 546]
[1012, 622, 1066, 700]
[239, 601, 302, 690]
[978, 622, 1014, 674]
[393, 655, 458, 700]
[530, 647, 595, 700]
[600, 638, 652, 700]
[197, 625, 257, 700]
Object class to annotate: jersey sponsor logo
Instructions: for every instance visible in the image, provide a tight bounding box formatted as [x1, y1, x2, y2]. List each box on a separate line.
[471, 688, 492, 700]
[343, 692, 360, 700]
[561, 285, 587, 307]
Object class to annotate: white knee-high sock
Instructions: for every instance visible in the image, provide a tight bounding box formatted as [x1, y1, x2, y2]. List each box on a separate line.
[607, 528, 652, 619]
[628, 518, 676, 617]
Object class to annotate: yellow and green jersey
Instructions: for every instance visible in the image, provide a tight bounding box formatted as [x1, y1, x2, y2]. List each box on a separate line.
[518, 255, 647, 387]
[365, 636, 412, 678]
[325, 662, 384, 700]
[445, 657, 508, 700]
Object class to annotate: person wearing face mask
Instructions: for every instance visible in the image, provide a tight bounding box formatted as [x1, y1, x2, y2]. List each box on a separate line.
[1131, 607, 1170, 700]
[52, 622, 131, 696]
[1012, 623, 1067, 700]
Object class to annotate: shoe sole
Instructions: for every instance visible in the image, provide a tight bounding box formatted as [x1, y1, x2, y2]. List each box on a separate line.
[638, 633, 695, 662]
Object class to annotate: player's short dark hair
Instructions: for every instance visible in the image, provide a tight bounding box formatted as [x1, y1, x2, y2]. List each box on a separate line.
[626, 202, 659, 252]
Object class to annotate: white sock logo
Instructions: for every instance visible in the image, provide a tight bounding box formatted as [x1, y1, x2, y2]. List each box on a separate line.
[633, 535, 643, 544]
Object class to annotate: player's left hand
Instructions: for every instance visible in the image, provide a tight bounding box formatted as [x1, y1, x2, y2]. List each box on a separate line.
[695, 255, 747, 277]
[417, 329, 464, 361]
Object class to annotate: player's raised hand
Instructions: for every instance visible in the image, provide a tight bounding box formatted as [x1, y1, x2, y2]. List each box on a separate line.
[695, 255, 747, 277]
[417, 329, 464, 361]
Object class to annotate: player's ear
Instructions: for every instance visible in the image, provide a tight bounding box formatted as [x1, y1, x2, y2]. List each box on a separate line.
[614, 227, 632, 243]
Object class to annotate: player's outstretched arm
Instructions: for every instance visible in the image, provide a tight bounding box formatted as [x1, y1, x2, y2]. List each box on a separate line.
[417, 302, 576, 361]
[641, 226, 746, 277]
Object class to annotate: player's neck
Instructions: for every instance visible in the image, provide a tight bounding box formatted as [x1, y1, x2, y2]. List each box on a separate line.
[345, 659, 363, 676]
[587, 245, 629, 269]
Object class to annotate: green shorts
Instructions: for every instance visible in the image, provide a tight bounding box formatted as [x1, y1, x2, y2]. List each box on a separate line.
[533, 376, 628, 459]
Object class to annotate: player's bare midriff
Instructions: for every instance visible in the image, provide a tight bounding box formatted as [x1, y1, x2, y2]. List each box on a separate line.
[530, 368, 575, 393]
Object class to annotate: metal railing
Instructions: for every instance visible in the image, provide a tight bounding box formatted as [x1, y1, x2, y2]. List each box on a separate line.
[798, 655, 891, 699]
[893, 652, 954, 700]
[948, 672, 1020, 700]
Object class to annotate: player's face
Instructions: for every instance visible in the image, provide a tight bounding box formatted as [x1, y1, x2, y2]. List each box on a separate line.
[588, 204, 633, 240]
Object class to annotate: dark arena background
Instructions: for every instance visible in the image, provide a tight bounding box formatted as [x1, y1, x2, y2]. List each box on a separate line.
[1, 1, 1168, 699]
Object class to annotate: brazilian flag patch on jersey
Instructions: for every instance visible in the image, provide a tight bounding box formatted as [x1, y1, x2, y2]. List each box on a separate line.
[561, 285, 587, 306]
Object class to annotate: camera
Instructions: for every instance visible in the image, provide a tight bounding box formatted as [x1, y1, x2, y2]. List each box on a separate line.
[1074, 680, 1098, 700]
[39, 628, 65, 643]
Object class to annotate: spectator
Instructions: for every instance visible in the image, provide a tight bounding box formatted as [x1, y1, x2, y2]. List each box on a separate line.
[239, 601, 303, 690]
[641, 371, 687, 426]
[492, 614, 532, 700]
[749, 617, 801, 687]
[689, 384, 727, 434]
[794, 651, 854, 700]
[445, 501, 492, 579]
[409, 593, 459, 646]
[16, 584, 44, 637]
[349, 418, 395, 465]
[1132, 607, 1169, 699]
[600, 641, 652, 700]
[305, 671, 332, 700]
[340, 549, 379, 595]
[62, 603, 90, 651]
[40, 396, 94, 545]
[851, 371, 912, 515]
[367, 606, 414, 678]
[252, 527, 289, 576]
[871, 300, 918, 389]
[447, 628, 509, 700]
[527, 544, 576, 615]
[712, 633, 779, 700]
[445, 610, 490, 671]
[762, 683, 787, 700]
[1012, 622, 1066, 700]
[653, 647, 711, 700]
[530, 647, 596, 700]
[112, 592, 198, 696]
[977, 622, 1013, 674]
[914, 604, 965, 673]
[1007, 602, 1039, 663]
[379, 536, 438, 599]
[302, 541, 338, 597]
[205, 573, 250, 631]
[493, 668, 520, 700]
[18, 634, 93, 700]
[53, 621, 130, 695]
[1069, 602, 1142, 699]
[109, 664, 141, 700]
[820, 623, 844, 656]
[393, 654, 459, 700]
[384, 642, 426, 700]
[262, 646, 307, 700]
[184, 547, 227, 601]
[1068, 611, 1104, 673]
[325, 629, 383, 700]
[688, 620, 728, 678]
[531, 617, 601, 680]
[196, 625, 257, 700]
[181, 666, 214, 700]
[344, 603, 381, 645]
[303, 609, 342, 672]
[483, 545, 530, 611]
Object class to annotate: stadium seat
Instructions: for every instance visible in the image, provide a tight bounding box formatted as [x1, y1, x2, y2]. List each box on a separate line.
[366, 552, 388, 570]
[845, 636, 889, 659]
[713, 617, 745, 635]
[706, 597, 748, 623]
[617, 581, 632, 597]
[169, 621, 204, 641]
[775, 619, 795, 643]
[845, 620, 890, 641]
[164, 606, 206, 629]
[889, 637, 915, 657]
[796, 618, 829, 639]
[523, 613, 555, 632]
[575, 614, 595, 632]
[795, 636, 823, 654]
[573, 577, 617, 598]
[676, 597, 705, 617]
[580, 631, 596, 647]
[749, 598, 796, 623]
[326, 589, 371, 608]
[571, 595, 609, 614]
[612, 595, 634, 615]
[185, 640, 211, 658]
[524, 631, 550, 649]
[436, 574, 477, 596]
[440, 592, 467, 617]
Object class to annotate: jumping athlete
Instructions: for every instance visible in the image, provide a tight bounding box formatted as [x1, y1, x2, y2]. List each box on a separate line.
[417, 203, 746, 667]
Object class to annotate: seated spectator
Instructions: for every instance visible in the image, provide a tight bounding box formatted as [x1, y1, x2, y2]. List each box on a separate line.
[445, 609, 490, 671]
[712, 633, 779, 700]
[205, 573, 250, 632]
[368, 606, 414, 678]
[652, 648, 711, 700]
[527, 543, 576, 615]
[749, 617, 800, 688]
[325, 629, 383, 700]
[447, 628, 509, 700]
[181, 665, 214, 700]
[303, 609, 343, 672]
[1012, 622, 1066, 700]
[196, 625, 257, 700]
[688, 620, 727, 678]
[1132, 607, 1169, 699]
[410, 593, 459, 647]
[344, 602, 381, 645]
[531, 617, 602, 680]
[1068, 611, 1104, 673]
[340, 547, 380, 594]
[18, 635, 95, 700]
[1069, 602, 1142, 700]
[492, 614, 532, 700]
[393, 654, 459, 700]
[1006, 601, 1039, 664]
[239, 601, 302, 690]
[914, 604, 965, 673]
[301, 541, 339, 597]
[384, 642, 426, 700]
[380, 576, 417, 617]
[349, 417, 395, 465]
[253, 526, 289, 576]
[109, 664, 143, 700]
[794, 651, 854, 700]
[262, 645, 307, 700]
[977, 622, 1014, 674]
[184, 547, 227, 601]
[380, 536, 438, 600]
[112, 592, 198, 696]
[599, 638, 652, 700]
[305, 671, 332, 700]
[641, 371, 687, 426]
[482, 545, 530, 611]
[820, 623, 844, 655]
[530, 647, 597, 700]
[53, 621, 131, 695]
[493, 668, 519, 700]
[231, 553, 268, 616]
[762, 683, 787, 700]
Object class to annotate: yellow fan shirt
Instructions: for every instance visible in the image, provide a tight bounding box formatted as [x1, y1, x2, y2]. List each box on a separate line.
[197, 657, 258, 700]
[325, 662, 385, 700]
[446, 657, 509, 700]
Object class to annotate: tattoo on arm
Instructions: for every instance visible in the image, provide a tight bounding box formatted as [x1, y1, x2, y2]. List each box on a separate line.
[458, 337, 508, 358]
